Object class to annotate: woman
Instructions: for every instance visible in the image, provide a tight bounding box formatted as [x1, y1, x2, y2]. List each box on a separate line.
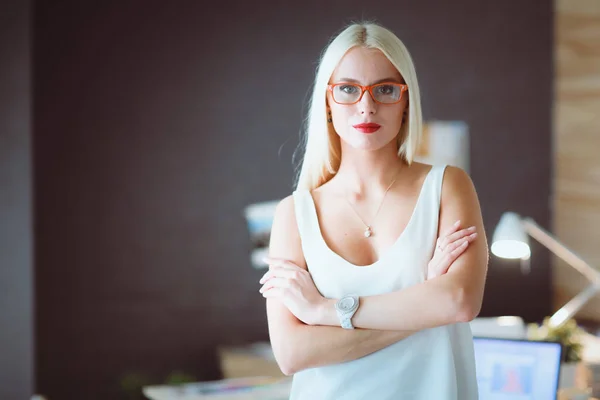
[258, 22, 488, 399]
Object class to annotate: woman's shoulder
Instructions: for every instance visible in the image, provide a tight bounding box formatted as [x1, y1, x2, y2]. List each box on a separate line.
[272, 191, 310, 230]
[271, 195, 302, 235]
[409, 162, 473, 199]
[410, 161, 433, 169]
[409, 161, 435, 175]
[273, 194, 297, 223]
[410, 161, 457, 174]
[439, 165, 477, 203]
[411, 161, 470, 183]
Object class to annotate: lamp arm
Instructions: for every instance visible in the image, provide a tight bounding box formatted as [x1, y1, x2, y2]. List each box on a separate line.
[549, 283, 600, 327]
[522, 218, 600, 285]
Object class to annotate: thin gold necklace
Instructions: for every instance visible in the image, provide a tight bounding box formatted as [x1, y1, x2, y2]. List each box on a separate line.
[344, 169, 401, 238]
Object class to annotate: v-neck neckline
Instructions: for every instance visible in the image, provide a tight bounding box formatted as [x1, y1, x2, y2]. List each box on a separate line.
[305, 165, 435, 268]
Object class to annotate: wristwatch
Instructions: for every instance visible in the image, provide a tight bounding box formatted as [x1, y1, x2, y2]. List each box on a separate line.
[335, 294, 360, 329]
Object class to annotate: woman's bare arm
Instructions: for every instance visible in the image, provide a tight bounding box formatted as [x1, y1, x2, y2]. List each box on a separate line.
[268, 301, 417, 375]
[266, 195, 417, 375]
[264, 166, 485, 374]
[313, 166, 489, 331]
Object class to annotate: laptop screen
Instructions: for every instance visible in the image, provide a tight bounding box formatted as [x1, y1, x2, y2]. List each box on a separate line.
[473, 337, 563, 400]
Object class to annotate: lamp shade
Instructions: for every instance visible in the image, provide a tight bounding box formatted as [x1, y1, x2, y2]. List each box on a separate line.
[491, 212, 531, 259]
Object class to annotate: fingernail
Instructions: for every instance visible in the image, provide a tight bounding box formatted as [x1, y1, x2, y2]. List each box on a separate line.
[470, 232, 477, 238]
[455, 220, 461, 226]
[468, 226, 476, 231]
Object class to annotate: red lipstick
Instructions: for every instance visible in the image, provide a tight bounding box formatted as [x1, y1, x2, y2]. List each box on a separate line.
[352, 123, 381, 134]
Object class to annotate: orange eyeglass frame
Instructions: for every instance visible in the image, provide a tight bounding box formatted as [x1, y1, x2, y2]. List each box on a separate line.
[327, 82, 409, 105]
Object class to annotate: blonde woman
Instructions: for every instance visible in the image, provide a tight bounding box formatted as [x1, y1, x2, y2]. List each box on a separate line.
[259, 22, 488, 399]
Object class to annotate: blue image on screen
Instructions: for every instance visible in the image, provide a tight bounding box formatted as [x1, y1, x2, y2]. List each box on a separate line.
[491, 363, 533, 394]
[473, 337, 562, 400]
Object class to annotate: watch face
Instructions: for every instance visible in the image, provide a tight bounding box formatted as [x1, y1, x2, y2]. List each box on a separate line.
[337, 297, 357, 312]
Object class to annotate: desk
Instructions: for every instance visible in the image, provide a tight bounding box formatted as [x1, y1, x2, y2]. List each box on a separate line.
[144, 333, 600, 400]
[142, 376, 292, 400]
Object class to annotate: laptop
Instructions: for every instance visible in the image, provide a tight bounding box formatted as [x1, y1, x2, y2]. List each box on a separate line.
[473, 337, 563, 400]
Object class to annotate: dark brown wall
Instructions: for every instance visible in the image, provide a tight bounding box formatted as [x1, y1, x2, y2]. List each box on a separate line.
[34, 1, 553, 399]
[0, 0, 33, 399]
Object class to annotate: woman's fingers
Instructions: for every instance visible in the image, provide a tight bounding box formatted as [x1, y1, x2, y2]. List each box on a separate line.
[261, 287, 284, 298]
[445, 235, 476, 253]
[259, 257, 304, 284]
[440, 220, 461, 238]
[259, 266, 303, 284]
[263, 257, 304, 271]
[439, 227, 477, 249]
[435, 240, 470, 277]
[450, 239, 469, 256]
[437, 221, 464, 248]
[445, 226, 476, 244]
[259, 277, 292, 293]
[430, 227, 475, 279]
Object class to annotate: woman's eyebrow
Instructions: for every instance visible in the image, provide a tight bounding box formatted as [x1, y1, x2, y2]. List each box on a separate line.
[336, 77, 404, 84]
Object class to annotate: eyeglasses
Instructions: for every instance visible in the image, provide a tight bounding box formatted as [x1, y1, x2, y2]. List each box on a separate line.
[327, 82, 408, 105]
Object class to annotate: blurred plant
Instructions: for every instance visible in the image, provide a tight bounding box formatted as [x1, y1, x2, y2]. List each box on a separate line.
[164, 371, 196, 385]
[527, 317, 584, 363]
[120, 372, 151, 400]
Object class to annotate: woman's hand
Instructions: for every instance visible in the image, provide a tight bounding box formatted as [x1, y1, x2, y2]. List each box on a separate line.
[427, 220, 478, 280]
[259, 257, 325, 325]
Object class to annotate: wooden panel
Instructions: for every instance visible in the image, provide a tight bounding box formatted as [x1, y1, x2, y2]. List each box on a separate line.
[554, 0, 600, 321]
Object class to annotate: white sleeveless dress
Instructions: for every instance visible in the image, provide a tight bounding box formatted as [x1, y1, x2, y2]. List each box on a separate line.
[289, 164, 479, 400]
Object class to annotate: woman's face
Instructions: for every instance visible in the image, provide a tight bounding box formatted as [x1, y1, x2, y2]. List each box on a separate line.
[327, 46, 408, 152]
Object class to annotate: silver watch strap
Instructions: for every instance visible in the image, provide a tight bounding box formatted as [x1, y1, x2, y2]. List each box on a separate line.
[336, 295, 359, 330]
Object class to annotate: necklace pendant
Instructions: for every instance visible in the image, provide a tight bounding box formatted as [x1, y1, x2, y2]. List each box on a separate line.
[364, 226, 373, 238]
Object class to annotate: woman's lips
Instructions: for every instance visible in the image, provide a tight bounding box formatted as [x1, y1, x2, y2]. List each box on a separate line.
[353, 123, 381, 134]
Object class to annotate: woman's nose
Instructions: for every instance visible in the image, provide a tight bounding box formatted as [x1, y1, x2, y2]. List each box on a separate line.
[358, 90, 377, 114]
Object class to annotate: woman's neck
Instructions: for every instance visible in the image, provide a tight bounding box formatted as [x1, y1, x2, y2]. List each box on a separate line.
[332, 143, 407, 198]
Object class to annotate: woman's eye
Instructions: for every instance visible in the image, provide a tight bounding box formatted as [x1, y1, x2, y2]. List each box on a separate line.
[377, 85, 395, 94]
[340, 85, 358, 94]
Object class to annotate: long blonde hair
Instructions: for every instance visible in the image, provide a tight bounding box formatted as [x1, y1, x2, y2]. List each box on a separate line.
[295, 22, 423, 191]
